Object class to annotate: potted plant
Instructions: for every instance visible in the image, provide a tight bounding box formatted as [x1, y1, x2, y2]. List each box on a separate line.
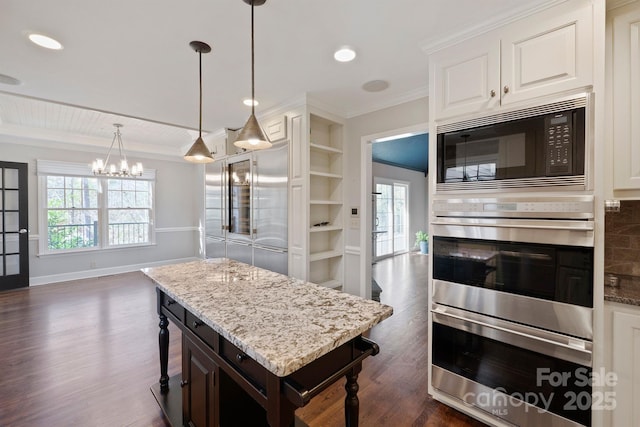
[415, 230, 429, 254]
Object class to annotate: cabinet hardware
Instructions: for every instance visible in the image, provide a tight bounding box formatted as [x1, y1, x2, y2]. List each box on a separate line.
[503, 85, 510, 94]
[193, 320, 203, 329]
[167, 300, 176, 306]
[236, 353, 248, 362]
[180, 379, 189, 387]
[490, 89, 496, 98]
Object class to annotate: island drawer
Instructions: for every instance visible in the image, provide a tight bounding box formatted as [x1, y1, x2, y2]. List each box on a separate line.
[160, 294, 184, 322]
[220, 339, 267, 391]
[185, 310, 218, 348]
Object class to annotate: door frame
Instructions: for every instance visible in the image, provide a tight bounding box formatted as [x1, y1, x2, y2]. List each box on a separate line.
[359, 122, 428, 299]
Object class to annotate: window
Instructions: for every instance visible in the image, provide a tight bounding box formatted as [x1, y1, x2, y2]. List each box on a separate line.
[38, 160, 155, 254]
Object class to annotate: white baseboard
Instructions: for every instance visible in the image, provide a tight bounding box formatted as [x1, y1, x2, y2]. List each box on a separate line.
[29, 256, 200, 286]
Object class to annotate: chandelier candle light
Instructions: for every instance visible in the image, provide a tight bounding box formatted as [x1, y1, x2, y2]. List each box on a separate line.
[234, 0, 272, 150]
[92, 123, 143, 177]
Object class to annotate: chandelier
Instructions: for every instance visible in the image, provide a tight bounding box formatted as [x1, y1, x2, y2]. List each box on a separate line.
[92, 123, 143, 177]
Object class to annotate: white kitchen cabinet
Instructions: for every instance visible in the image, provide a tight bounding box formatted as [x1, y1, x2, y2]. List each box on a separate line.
[287, 108, 345, 290]
[430, 34, 500, 119]
[611, 1, 640, 191]
[430, 0, 593, 121]
[605, 301, 640, 427]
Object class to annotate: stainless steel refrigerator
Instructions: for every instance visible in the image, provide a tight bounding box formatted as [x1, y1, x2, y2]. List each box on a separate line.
[252, 143, 288, 274]
[205, 143, 288, 275]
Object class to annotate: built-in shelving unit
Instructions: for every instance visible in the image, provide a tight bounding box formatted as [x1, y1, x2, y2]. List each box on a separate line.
[308, 113, 344, 290]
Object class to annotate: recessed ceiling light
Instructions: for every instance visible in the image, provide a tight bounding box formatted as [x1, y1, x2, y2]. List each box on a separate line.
[0, 73, 21, 86]
[28, 33, 63, 50]
[243, 98, 258, 107]
[334, 47, 356, 63]
[362, 79, 389, 92]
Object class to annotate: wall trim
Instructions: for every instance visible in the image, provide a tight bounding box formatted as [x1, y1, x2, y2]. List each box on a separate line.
[29, 256, 199, 286]
[345, 246, 361, 256]
[155, 226, 199, 233]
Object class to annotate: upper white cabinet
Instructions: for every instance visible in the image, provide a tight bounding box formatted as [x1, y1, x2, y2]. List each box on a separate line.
[431, 0, 594, 121]
[431, 34, 500, 119]
[611, 1, 640, 191]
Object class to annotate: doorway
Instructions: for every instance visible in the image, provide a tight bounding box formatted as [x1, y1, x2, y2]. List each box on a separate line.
[373, 179, 409, 261]
[358, 122, 429, 299]
[0, 161, 29, 291]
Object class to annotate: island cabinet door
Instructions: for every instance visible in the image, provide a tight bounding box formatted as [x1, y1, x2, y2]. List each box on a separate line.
[182, 335, 219, 427]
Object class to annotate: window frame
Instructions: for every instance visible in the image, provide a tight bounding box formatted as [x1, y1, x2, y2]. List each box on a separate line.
[37, 160, 156, 255]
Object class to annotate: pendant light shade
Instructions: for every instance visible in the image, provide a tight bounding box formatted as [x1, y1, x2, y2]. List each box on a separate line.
[184, 41, 215, 163]
[235, 0, 272, 150]
[184, 136, 214, 163]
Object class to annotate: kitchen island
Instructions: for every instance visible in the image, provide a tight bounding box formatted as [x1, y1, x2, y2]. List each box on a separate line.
[142, 258, 393, 427]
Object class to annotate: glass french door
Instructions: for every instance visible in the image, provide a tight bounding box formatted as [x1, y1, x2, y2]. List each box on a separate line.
[0, 161, 29, 291]
[374, 180, 408, 260]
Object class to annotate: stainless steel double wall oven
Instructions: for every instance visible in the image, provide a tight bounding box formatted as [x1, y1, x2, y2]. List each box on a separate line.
[430, 94, 595, 427]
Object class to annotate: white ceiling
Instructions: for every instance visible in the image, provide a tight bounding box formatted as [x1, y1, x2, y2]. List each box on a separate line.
[0, 0, 556, 159]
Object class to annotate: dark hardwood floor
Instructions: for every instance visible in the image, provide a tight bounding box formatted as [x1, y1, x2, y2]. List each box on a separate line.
[0, 255, 485, 427]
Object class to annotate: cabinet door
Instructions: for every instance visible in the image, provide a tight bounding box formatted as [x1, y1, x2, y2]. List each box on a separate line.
[183, 336, 219, 427]
[431, 34, 500, 120]
[612, 3, 640, 190]
[612, 310, 640, 426]
[500, 0, 593, 106]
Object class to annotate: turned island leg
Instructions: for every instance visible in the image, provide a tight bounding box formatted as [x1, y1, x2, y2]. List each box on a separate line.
[345, 367, 361, 427]
[158, 313, 170, 393]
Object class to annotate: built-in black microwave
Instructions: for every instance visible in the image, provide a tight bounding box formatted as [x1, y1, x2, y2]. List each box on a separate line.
[436, 96, 589, 192]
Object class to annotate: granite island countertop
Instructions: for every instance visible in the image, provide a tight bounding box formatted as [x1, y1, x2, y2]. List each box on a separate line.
[142, 258, 393, 377]
[604, 274, 640, 306]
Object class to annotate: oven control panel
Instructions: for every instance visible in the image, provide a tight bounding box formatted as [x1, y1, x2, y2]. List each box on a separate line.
[433, 196, 593, 219]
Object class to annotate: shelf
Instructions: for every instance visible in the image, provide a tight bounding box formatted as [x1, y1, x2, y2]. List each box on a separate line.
[310, 143, 342, 154]
[310, 200, 342, 205]
[309, 249, 343, 262]
[309, 225, 343, 233]
[318, 279, 342, 290]
[310, 171, 342, 179]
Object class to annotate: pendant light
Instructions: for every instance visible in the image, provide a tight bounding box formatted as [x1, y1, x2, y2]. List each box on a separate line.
[234, 0, 272, 150]
[92, 124, 143, 177]
[184, 41, 215, 163]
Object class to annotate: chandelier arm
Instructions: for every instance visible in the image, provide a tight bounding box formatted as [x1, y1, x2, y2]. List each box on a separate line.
[103, 131, 118, 170]
[117, 130, 128, 164]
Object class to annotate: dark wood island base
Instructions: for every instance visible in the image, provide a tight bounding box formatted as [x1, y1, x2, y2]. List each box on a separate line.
[154, 288, 380, 427]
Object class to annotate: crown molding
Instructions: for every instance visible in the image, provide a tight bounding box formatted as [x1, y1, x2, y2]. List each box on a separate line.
[343, 86, 430, 119]
[607, 0, 638, 10]
[421, 0, 567, 55]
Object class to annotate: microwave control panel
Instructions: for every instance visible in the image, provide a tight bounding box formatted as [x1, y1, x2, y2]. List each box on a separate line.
[545, 111, 573, 176]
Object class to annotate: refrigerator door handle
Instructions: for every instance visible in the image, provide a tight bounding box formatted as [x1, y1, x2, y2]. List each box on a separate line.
[254, 245, 287, 254]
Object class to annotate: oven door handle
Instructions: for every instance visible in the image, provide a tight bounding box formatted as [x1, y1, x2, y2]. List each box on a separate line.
[431, 219, 594, 231]
[431, 306, 592, 365]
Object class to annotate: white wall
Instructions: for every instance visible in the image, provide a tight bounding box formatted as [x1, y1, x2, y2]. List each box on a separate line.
[342, 96, 429, 295]
[372, 161, 428, 251]
[0, 137, 202, 285]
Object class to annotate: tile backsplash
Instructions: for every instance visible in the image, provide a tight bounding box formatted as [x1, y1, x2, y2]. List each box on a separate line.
[605, 200, 640, 276]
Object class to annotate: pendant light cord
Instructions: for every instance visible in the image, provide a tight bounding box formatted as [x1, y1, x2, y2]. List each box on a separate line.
[251, 0, 255, 116]
[199, 49, 203, 139]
